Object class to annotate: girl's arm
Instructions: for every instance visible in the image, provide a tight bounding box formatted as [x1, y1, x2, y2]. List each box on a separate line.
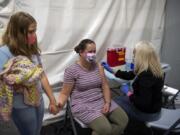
[41, 73, 58, 114]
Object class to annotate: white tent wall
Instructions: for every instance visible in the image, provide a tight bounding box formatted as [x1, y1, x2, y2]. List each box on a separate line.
[0, 0, 15, 40]
[0, 0, 166, 86]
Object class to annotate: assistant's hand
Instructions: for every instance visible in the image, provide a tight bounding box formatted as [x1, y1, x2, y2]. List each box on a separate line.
[120, 83, 129, 94]
[101, 62, 114, 74]
[102, 102, 110, 114]
[120, 83, 133, 96]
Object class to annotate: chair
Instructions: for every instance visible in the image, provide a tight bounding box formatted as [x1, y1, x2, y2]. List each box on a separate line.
[146, 108, 180, 135]
[63, 100, 92, 135]
[64, 100, 78, 135]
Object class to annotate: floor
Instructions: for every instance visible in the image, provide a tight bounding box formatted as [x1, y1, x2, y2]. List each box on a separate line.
[0, 120, 19, 135]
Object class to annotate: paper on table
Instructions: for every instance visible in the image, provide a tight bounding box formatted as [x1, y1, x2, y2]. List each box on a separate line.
[163, 85, 179, 95]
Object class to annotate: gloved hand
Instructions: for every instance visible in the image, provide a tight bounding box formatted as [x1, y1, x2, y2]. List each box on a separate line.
[120, 83, 129, 94]
[101, 61, 114, 73]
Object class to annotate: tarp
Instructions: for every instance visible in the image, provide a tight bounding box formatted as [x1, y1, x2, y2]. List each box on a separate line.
[0, 0, 167, 126]
[0, 0, 166, 85]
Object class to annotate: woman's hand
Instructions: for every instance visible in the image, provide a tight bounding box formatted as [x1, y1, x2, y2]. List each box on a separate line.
[102, 102, 110, 114]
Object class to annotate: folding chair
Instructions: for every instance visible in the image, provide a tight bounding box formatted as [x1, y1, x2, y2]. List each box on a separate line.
[64, 100, 78, 135]
[146, 108, 180, 135]
[64, 100, 92, 135]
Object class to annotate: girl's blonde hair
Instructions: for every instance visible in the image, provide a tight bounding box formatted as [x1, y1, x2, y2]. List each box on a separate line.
[134, 41, 163, 78]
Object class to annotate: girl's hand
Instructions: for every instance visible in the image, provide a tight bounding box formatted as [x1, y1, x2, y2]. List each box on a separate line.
[102, 102, 110, 114]
[48, 101, 59, 115]
[57, 102, 63, 110]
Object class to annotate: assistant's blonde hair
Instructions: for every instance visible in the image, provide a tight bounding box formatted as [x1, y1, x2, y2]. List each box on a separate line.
[134, 41, 163, 78]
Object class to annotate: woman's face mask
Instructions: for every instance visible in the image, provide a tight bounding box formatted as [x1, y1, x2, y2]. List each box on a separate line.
[86, 52, 96, 63]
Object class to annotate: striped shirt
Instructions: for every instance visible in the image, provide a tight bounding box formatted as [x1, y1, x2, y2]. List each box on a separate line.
[64, 63, 118, 124]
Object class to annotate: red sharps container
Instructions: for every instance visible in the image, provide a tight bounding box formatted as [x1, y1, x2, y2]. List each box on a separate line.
[107, 47, 126, 67]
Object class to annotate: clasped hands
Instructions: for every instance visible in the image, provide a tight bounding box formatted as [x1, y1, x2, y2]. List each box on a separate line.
[48, 100, 60, 115]
[48, 101, 64, 115]
[49, 101, 111, 116]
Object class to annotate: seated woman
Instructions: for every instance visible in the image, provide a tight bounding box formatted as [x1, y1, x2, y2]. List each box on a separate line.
[58, 39, 128, 135]
[114, 41, 164, 122]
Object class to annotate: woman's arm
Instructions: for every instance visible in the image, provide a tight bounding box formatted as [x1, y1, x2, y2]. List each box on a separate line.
[40, 72, 58, 114]
[58, 83, 74, 109]
[58, 66, 75, 109]
[115, 70, 135, 80]
[98, 64, 111, 114]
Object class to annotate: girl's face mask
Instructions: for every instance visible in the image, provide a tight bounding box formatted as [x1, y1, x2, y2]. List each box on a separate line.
[27, 23, 37, 45]
[27, 34, 36, 45]
[86, 52, 96, 63]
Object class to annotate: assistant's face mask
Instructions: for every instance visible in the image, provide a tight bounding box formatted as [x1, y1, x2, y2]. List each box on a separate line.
[86, 53, 96, 63]
[27, 34, 36, 45]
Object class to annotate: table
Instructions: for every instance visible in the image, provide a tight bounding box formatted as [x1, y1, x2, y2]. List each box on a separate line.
[162, 85, 180, 109]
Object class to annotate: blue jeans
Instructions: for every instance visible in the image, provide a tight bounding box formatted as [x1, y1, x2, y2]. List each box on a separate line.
[12, 98, 44, 135]
[114, 96, 161, 122]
